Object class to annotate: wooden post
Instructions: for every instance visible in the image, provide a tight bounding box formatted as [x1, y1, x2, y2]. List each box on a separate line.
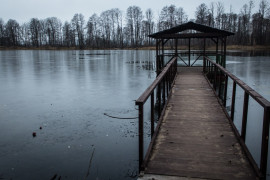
[156, 39, 159, 76]
[188, 38, 191, 66]
[218, 70, 222, 98]
[260, 106, 270, 178]
[231, 81, 236, 121]
[214, 65, 217, 91]
[166, 74, 169, 97]
[151, 93, 154, 138]
[163, 78, 166, 107]
[241, 92, 249, 141]
[162, 39, 164, 68]
[223, 37, 227, 68]
[203, 38, 206, 72]
[158, 84, 161, 117]
[216, 38, 219, 64]
[175, 39, 178, 57]
[221, 37, 224, 64]
[223, 75, 228, 107]
[138, 103, 144, 171]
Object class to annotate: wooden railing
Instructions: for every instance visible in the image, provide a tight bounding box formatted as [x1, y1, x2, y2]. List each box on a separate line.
[204, 56, 270, 179]
[135, 57, 177, 171]
[158, 51, 225, 68]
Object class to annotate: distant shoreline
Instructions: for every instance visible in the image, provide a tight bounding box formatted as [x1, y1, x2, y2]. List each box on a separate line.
[0, 45, 269, 51]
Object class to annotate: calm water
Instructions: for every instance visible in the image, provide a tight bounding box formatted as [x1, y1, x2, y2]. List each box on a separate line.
[226, 54, 270, 178]
[0, 50, 155, 180]
[0, 50, 270, 179]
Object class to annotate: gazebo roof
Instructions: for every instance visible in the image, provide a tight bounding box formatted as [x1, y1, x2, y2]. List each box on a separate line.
[149, 21, 234, 39]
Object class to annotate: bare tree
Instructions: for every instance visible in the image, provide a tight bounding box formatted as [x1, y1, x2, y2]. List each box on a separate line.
[87, 14, 101, 47]
[259, 0, 268, 18]
[63, 21, 75, 47]
[29, 18, 42, 47]
[100, 10, 112, 47]
[72, 13, 85, 48]
[45, 17, 62, 46]
[159, 5, 177, 30]
[126, 6, 143, 47]
[0, 19, 5, 46]
[114, 9, 124, 48]
[5, 19, 20, 46]
[207, 2, 215, 27]
[251, 0, 270, 45]
[145, 8, 154, 45]
[216, 2, 224, 29]
[176, 7, 188, 25]
[2, 2, 270, 48]
[195, 3, 208, 25]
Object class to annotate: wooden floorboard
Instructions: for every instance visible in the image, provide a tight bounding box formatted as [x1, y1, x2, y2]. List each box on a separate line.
[143, 67, 257, 180]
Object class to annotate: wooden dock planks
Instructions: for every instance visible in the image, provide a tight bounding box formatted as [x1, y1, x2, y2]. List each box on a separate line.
[142, 67, 257, 180]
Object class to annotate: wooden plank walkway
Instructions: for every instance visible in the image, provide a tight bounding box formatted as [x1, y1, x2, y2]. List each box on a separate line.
[140, 68, 257, 180]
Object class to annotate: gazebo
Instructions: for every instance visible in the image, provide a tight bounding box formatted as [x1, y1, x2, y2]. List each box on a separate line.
[149, 21, 234, 74]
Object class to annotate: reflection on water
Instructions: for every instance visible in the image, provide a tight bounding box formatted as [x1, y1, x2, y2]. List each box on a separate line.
[0, 50, 270, 179]
[0, 50, 155, 180]
[226, 55, 270, 100]
[227, 50, 270, 57]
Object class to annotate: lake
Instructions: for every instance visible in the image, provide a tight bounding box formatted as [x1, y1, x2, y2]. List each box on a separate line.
[0, 50, 269, 179]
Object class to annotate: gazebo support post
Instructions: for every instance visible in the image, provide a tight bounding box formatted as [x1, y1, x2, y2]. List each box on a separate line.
[216, 38, 219, 64]
[223, 37, 227, 68]
[188, 38, 191, 66]
[203, 38, 206, 73]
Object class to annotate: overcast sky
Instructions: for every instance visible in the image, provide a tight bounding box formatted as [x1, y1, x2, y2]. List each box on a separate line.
[0, 0, 264, 24]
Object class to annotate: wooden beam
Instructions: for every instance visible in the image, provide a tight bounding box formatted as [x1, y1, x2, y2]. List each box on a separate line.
[175, 39, 178, 56]
[188, 38, 191, 66]
[155, 33, 229, 39]
[223, 37, 227, 68]
[203, 38, 206, 72]
[211, 38, 217, 44]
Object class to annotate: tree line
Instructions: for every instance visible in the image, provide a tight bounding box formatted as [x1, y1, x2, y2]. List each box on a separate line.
[0, 0, 269, 48]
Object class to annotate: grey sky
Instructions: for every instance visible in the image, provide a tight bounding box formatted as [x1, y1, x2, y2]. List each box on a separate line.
[0, 0, 264, 24]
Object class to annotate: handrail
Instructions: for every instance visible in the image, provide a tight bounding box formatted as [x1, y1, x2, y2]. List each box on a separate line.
[135, 57, 177, 171]
[136, 57, 177, 104]
[205, 56, 270, 108]
[204, 56, 270, 179]
[162, 52, 224, 56]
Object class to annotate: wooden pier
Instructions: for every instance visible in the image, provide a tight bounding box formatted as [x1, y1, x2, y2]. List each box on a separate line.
[136, 22, 270, 179]
[138, 67, 257, 179]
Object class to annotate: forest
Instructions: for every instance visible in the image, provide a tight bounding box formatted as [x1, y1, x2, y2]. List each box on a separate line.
[0, 0, 269, 49]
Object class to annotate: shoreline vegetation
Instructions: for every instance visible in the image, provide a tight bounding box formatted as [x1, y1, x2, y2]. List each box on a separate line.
[0, 45, 270, 51]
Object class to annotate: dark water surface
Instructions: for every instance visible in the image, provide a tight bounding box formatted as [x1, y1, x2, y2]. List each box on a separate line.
[0, 50, 270, 179]
[0, 50, 155, 180]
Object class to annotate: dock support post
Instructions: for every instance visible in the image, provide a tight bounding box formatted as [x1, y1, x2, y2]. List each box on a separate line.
[151, 93, 155, 138]
[175, 39, 178, 57]
[223, 75, 228, 106]
[216, 38, 219, 64]
[138, 104, 144, 171]
[231, 82, 236, 121]
[158, 84, 161, 117]
[214, 65, 217, 91]
[156, 39, 159, 76]
[223, 37, 227, 68]
[188, 38, 191, 66]
[162, 39, 164, 68]
[260, 106, 270, 179]
[241, 92, 249, 141]
[203, 38, 206, 73]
